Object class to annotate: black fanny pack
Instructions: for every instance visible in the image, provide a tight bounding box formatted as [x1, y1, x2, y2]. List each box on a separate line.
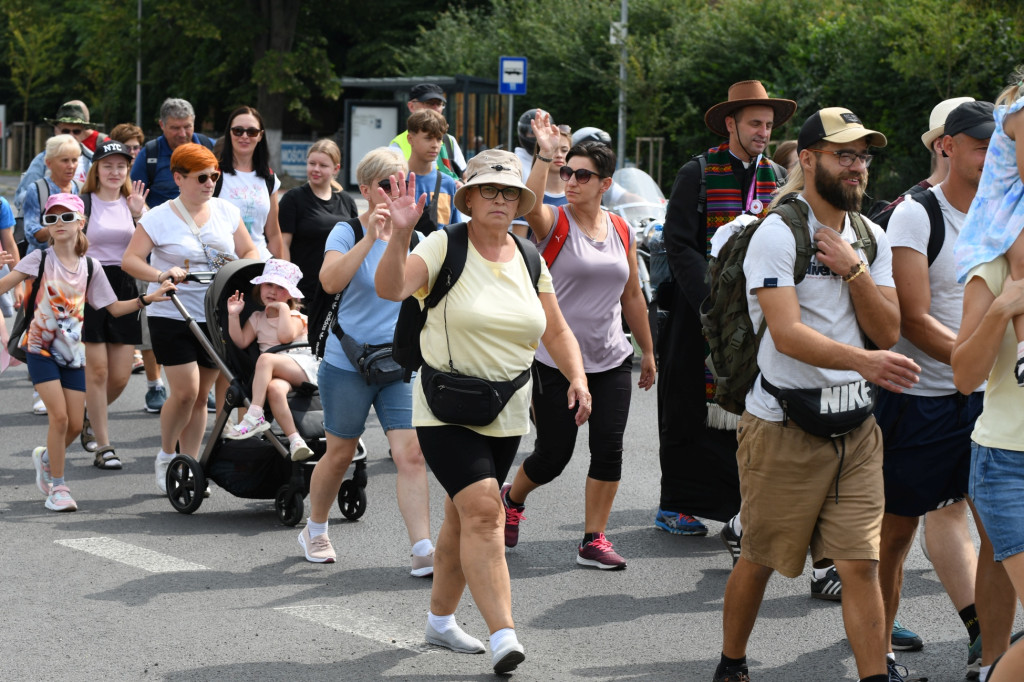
[761, 376, 876, 439]
[340, 331, 403, 385]
[420, 364, 531, 427]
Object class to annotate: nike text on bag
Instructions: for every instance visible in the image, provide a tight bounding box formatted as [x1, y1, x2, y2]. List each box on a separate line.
[761, 377, 876, 439]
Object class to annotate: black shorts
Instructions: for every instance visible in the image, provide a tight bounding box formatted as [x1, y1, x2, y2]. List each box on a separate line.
[416, 425, 521, 499]
[875, 389, 982, 517]
[83, 265, 141, 345]
[148, 316, 218, 369]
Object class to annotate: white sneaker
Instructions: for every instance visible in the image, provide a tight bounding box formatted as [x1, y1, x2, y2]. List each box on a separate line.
[32, 396, 47, 415]
[155, 454, 171, 493]
[491, 638, 525, 674]
[289, 439, 314, 462]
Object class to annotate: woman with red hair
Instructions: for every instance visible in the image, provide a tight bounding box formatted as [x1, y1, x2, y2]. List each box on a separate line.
[123, 143, 258, 493]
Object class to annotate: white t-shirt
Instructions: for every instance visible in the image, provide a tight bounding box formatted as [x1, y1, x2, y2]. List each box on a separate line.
[218, 170, 281, 260]
[139, 198, 241, 322]
[743, 196, 894, 421]
[887, 186, 968, 395]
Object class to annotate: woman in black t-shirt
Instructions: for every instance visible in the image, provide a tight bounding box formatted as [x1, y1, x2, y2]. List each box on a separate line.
[278, 139, 358, 300]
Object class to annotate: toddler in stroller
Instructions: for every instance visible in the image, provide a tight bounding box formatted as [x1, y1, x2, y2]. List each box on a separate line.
[225, 258, 318, 461]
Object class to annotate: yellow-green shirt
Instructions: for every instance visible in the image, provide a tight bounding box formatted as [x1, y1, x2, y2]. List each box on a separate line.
[966, 257, 1024, 450]
[411, 229, 554, 437]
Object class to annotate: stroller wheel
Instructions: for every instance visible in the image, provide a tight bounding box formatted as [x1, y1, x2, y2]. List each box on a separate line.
[275, 486, 304, 526]
[167, 455, 206, 514]
[338, 479, 366, 520]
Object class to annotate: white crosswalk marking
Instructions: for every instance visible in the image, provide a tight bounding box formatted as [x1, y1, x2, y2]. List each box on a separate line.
[55, 537, 210, 573]
[276, 605, 435, 654]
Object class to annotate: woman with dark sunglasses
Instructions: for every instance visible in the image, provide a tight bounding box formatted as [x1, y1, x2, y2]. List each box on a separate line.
[123, 143, 258, 493]
[216, 106, 284, 261]
[501, 109, 656, 570]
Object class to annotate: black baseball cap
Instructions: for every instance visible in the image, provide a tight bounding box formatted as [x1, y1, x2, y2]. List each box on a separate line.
[92, 140, 132, 163]
[409, 83, 446, 103]
[944, 101, 995, 140]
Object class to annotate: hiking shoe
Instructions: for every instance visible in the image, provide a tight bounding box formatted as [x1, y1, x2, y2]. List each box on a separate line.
[154, 455, 171, 493]
[491, 638, 525, 674]
[577, 533, 627, 570]
[32, 447, 52, 496]
[298, 525, 336, 563]
[712, 668, 750, 682]
[289, 439, 314, 462]
[425, 621, 484, 653]
[226, 412, 271, 440]
[810, 565, 842, 601]
[721, 515, 742, 566]
[144, 384, 167, 413]
[967, 634, 981, 680]
[654, 508, 708, 536]
[45, 485, 78, 512]
[501, 483, 525, 548]
[411, 550, 434, 577]
[892, 619, 923, 651]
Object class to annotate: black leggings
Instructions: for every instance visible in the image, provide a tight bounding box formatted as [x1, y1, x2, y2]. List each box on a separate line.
[522, 357, 632, 485]
[417, 425, 522, 499]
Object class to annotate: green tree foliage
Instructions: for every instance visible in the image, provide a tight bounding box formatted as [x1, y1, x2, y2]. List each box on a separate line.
[2, 1, 67, 122]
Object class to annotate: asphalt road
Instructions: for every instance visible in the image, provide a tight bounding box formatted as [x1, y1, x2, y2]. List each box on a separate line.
[1, 175, 1019, 681]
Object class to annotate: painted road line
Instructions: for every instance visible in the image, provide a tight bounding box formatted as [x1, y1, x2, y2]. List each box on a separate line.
[276, 605, 435, 654]
[55, 537, 210, 573]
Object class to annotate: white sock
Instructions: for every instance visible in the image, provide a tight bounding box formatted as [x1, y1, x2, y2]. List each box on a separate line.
[287, 432, 303, 446]
[247, 405, 264, 419]
[147, 379, 164, 389]
[412, 538, 434, 556]
[157, 449, 175, 463]
[812, 564, 835, 580]
[489, 627, 518, 653]
[306, 518, 328, 538]
[730, 514, 742, 535]
[887, 652, 895, 662]
[1018, 341, 1024, 359]
[428, 611, 456, 634]
[979, 664, 991, 682]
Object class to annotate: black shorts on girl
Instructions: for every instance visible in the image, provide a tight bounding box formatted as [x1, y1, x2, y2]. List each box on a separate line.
[148, 316, 217, 369]
[26, 352, 86, 392]
[82, 265, 141, 345]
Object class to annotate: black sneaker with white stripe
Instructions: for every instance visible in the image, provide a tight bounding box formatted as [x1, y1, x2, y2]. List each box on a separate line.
[809, 565, 842, 601]
[720, 515, 742, 567]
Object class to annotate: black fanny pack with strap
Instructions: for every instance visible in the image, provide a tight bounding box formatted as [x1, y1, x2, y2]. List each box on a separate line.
[761, 376, 876, 440]
[420, 364, 531, 427]
[339, 330, 403, 386]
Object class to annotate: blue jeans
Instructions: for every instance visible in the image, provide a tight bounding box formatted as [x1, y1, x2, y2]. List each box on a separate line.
[318, 361, 413, 438]
[970, 441, 1024, 561]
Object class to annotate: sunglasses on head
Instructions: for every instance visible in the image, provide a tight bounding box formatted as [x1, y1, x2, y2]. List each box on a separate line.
[230, 127, 262, 138]
[60, 127, 83, 135]
[42, 212, 79, 225]
[559, 167, 603, 184]
[193, 171, 221, 184]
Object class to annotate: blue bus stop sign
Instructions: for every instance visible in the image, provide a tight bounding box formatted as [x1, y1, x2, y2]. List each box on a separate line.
[499, 57, 527, 95]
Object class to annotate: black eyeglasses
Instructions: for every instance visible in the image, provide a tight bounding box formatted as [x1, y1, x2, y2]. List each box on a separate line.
[559, 167, 603, 184]
[377, 178, 392, 193]
[805, 148, 874, 168]
[60, 127, 83, 136]
[42, 212, 79, 225]
[230, 127, 262, 138]
[478, 184, 521, 201]
[192, 171, 221, 184]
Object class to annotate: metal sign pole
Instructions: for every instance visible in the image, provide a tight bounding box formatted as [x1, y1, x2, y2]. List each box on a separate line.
[507, 95, 513, 151]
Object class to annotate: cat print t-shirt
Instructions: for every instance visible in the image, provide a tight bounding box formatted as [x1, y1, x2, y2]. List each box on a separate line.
[14, 248, 117, 368]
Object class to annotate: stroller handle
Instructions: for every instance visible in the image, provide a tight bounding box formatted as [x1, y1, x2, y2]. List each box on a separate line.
[182, 271, 217, 284]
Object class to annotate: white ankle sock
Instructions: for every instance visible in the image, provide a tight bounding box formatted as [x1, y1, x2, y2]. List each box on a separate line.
[979, 664, 991, 682]
[247, 405, 264, 419]
[412, 539, 434, 556]
[287, 432, 303, 446]
[489, 627, 517, 652]
[887, 652, 895, 662]
[428, 611, 456, 634]
[157, 449, 175, 463]
[812, 565, 834, 580]
[729, 514, 742, 535]
[147, 379, 164, 389]
[306, 518, 328, 538]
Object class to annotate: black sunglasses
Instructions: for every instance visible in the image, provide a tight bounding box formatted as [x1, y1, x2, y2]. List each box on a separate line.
[230, 127, 262, 138]
[60, 127, 83, 136]
[378, 178, 392, 193]
[193, 171, 221, 184]
[42, 212, 79, 225]
[559, 167, 603, 184]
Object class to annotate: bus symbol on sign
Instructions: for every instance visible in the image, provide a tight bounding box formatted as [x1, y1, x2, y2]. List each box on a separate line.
[499, 57, 527, 95]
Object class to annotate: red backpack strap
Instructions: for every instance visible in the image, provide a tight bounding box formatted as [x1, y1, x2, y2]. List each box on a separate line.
[607, 212, 631, 254]
[540, 205, 571, 268]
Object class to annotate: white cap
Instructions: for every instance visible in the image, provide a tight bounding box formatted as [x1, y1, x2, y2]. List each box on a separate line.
[921, 97, 975, 150]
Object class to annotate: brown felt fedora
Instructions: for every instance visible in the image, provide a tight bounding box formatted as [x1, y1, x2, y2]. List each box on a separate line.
[704, 80, 797, 138]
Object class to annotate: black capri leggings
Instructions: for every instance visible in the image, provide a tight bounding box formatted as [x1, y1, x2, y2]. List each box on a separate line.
[522, 356, 632, 485]
[417, 425, 522, 499]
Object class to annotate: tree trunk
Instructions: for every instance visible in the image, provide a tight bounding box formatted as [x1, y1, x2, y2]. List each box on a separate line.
[252, 0, 300, 175]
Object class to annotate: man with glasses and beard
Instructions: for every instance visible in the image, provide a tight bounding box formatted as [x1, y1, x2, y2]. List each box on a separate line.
[654, 81, 792, 540]
[711, 108, 920, 682]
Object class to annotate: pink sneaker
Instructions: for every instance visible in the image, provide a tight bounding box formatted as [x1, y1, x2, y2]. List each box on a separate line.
[298, 525, 336, 563]
[45, 485, 78, 512]
[576, 532, 626, 570]
[225, 412, 271, 440]
[32, 447, 51, 496]
[500, 483, 525, 548]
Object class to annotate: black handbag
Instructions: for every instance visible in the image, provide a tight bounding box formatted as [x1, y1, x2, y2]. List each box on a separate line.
[761, 376, 876, 439]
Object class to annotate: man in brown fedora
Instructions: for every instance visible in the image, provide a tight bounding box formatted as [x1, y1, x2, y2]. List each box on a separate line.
[654, 81, 793, 535]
